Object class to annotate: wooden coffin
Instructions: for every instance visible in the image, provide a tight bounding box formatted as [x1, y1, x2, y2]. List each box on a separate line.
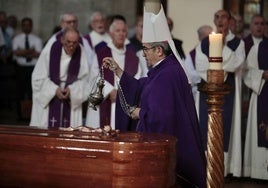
[0, 125, 177, 188]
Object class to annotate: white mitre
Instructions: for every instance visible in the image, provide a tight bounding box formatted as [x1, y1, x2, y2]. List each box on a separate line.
[142, 4, 190, 83]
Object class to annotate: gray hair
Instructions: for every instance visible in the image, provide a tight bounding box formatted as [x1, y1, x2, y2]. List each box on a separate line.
[109, 15, 127, 33]
[59, 13, 77, 23]
[197, 25, 213, 41]
[150, 41, 171, 55]
[90, 11, 105, 23]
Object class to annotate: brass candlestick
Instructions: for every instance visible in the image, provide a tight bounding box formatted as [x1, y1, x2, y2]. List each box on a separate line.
[199, 69, 231, 188]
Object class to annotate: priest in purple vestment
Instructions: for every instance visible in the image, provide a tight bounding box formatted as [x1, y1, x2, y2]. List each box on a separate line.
[30, 28, 89, 128]
[102, 4, 206, 188]
[86, 15, 144, 130]
[195, 10, 245, 177]
[243, 15, 268, 180]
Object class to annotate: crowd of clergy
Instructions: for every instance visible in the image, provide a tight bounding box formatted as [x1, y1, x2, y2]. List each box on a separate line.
[0, 5, 267, 186]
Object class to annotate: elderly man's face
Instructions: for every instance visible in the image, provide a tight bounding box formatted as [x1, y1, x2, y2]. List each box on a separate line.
[109, 20, 127, 49]
[61, 14, 78, 30]
[250, 16, 265, 38]
[61, 30, 79, 56]
[90, 13, 106, 34]
[214, 10, 230, 35]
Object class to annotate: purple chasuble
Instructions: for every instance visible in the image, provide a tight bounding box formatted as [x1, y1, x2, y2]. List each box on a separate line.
[55, 31, 63, 41]
[120, 54, 207, 188]
[199, 36, 240, 152]
[257, 38, 268, 148]
[95, 42, 139, 127]
[48, 40, 81, 128]
[243, 34, 254, 58]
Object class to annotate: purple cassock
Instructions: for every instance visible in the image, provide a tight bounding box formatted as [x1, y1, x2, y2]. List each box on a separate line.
[118, 53, 206, 188]
[243, 34, 254, 57]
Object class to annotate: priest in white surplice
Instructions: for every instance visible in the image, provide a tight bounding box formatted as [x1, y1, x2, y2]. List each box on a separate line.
[243, 39, 268, 180]
[86, 15, 146, 130]
[84, 11, 111, 49]
[243, 15, 268, 180]
[44, 12, 94, 71]
[195, 10, 245, 177]
[30, 28, 89, 128]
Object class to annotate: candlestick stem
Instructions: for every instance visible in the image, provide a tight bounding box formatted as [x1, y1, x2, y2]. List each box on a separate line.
[199, 69, 231, 188]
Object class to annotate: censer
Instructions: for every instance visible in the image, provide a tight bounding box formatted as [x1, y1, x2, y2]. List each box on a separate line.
[88, 63, 136, 117]
[88, 66, 105, 110]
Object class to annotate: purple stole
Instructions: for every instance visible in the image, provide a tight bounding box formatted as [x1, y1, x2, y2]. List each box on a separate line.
[95, 42, 139, 127]
[84, 34, 93, 48]
[48, 40, 81, 128]
[189, 48, 196, 68]
[199, 36, 240, 152]
[55, 31, 63, 41]
[243, 34, 254, 58]
[257, 38, 268, 148]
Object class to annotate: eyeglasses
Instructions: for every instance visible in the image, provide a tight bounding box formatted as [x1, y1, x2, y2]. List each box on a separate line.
[92, 19, 105, 23]
[142, 46, 155, 53]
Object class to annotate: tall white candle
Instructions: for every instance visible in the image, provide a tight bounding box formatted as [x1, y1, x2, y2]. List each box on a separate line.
[209, 32, 223, 70]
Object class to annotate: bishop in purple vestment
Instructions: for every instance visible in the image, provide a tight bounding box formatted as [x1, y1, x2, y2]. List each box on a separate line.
[103, 41, 206, 188]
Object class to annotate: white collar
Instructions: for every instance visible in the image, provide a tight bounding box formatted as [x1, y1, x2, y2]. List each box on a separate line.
[107, 39, 130, 54]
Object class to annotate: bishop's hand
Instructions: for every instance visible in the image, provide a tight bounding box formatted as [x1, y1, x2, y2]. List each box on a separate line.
[102, 57, 123, 78]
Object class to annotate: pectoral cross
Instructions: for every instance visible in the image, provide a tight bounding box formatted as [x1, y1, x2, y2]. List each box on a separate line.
[50, 117, 57, 127]
[259, 121, 268, 141]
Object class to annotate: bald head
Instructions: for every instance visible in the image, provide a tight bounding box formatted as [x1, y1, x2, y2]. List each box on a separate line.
[61, 28, 80, 55]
